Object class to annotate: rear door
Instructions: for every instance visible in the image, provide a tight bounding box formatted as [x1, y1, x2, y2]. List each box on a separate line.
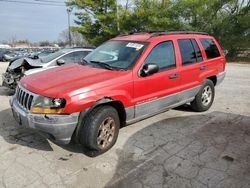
[133, 40, 181, 118]
[176, 38, 205, 100]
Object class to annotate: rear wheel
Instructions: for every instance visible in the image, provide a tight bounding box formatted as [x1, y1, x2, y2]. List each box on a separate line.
[191, 79, 215, 112]
[79, 105, 120, 156]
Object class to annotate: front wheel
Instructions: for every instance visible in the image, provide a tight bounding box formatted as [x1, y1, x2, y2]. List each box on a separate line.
[191, 79, 215, 112]
[79, 105, 120, 156]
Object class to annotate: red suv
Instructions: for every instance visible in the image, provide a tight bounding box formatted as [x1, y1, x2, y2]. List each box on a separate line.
[10, 31, 226, 155]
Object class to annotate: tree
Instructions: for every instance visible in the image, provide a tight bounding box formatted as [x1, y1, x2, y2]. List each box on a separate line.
[68, 0, 250, 59]
[217, 0, 250, 59]
[67, 0, 119, 46]
[58, 29, 89, 47]
[117, 0, 181, 33]
[39, 40, 51, 47]
[68, 0, 182, 45]
[8, 35, 17, 47]
[172, 0, 250, 59]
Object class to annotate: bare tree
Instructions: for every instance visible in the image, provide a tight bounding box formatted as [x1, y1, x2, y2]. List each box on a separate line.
[58, 29, 89, 47]
[39, 40, 52, 47]
[8, 35, 17, 47]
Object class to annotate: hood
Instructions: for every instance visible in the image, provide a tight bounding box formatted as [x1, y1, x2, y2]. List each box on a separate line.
[9, 58, 43, 70]
[24, 66, 57, 76]
[21, 64, 131, 98]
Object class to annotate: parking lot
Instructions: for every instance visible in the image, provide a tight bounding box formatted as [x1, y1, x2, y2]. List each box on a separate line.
[0, 62, 250, 188]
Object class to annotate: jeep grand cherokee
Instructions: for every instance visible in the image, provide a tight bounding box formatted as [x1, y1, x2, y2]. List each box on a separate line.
[10, 31, 226, 156]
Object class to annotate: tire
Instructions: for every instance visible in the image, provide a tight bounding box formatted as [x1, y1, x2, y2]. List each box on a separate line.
[191, 79, 215, 112]
[79, 105, 120, 156]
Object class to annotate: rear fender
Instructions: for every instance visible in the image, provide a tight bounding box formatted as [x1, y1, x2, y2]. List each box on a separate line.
[198, 69, 218, 84]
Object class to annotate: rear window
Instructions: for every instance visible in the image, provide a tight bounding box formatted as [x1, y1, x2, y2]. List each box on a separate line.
[200, 39, 220, 59]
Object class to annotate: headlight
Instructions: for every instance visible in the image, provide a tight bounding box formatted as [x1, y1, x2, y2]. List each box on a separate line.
[30, 96, 66, 114]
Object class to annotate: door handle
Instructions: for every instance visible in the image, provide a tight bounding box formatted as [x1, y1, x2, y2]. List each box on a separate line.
[200, 65, 207, 70]
[168, 73, 179, 79]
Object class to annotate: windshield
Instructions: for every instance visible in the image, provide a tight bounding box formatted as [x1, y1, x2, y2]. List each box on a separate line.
[84, 40, 147, 70]
[39, 50, 64, 63]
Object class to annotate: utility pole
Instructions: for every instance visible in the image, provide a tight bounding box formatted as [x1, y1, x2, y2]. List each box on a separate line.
[67, 7, 73, 46]
[116, 0, 120, 32]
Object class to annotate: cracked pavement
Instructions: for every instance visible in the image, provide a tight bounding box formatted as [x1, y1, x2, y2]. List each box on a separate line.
[0, 62, 250, 188]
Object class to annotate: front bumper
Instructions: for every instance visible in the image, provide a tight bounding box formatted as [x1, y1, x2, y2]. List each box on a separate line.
[10, 97, 79, 145]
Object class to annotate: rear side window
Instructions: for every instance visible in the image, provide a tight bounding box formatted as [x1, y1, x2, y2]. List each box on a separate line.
[200, 39, 220, 59]
[191, 39, 203, 62]
[145, 41, 176, 71]
[178, 39, 203, 66]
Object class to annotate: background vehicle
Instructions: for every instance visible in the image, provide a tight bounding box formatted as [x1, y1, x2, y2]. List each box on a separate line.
[30, 51, 55, 59]
[0, 49, 13, 61]
[0, 48, 59, 62]
[10, 31, 226, 156]
[7, 49, 58, 65]
[2, 47, 94, 89]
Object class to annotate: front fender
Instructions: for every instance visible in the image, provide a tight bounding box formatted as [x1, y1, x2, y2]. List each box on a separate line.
[62, 81, 133, 114]
[63, 91, 99, 114]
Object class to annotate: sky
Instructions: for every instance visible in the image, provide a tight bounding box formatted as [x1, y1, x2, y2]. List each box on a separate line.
[0, 0, 128, 43]
[0, 0, 74, 43]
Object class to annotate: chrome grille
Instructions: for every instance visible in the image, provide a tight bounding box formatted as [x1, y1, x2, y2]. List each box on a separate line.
[15, 85, 34, 110]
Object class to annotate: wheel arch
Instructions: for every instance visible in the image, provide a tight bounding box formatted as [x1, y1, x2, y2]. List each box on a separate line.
[73, 97, 127, 143]
[206, 75, 217, 86]
[94, 97, 127, 128]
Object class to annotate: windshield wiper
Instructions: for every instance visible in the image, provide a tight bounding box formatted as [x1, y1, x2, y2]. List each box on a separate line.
[90, 60, 114, 70]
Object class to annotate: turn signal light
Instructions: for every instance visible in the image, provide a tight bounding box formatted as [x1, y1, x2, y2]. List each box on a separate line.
[31, 107, 64, 114]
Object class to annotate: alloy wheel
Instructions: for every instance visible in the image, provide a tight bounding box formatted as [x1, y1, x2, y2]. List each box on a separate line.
[201, 85, 212, 106]
[97, 117, 116, 149]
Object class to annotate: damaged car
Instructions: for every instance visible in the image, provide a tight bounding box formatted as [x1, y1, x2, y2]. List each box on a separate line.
[2, 47, 94, 90]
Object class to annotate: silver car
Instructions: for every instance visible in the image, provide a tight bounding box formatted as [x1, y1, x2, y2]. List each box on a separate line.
[2, 47, 94, 90]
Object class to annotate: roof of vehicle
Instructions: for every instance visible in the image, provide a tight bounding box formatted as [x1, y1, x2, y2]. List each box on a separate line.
[70, 46, 95, 49]
[113, 31, 211, 42]
[60, 47, 94, 53]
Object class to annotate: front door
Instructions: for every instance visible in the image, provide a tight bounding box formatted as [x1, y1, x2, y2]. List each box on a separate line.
[133, 40, 181, 118]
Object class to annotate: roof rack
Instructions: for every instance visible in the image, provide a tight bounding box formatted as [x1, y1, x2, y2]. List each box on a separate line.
[116, 30, 209, 38]
[149, 31, 209, 38]
[117, 31, 158, 37]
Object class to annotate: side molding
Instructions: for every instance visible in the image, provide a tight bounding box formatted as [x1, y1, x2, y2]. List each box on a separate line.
[125, 85, 201, 124]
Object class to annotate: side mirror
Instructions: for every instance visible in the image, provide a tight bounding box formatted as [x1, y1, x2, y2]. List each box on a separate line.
[33, 55, 39, 59]
[141, 63, 159, 77]
[57, 59, 65, 65]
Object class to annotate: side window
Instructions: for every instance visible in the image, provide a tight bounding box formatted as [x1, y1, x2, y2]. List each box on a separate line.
[73, 51, 91, 63]
[59, 52, 75, 64]
[60, 51, 90, 64]
[191, 39, 203, 62]
[178, 39, 197, 66]
[145, 41, 176, 71]
[200, 39, 220, 59]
